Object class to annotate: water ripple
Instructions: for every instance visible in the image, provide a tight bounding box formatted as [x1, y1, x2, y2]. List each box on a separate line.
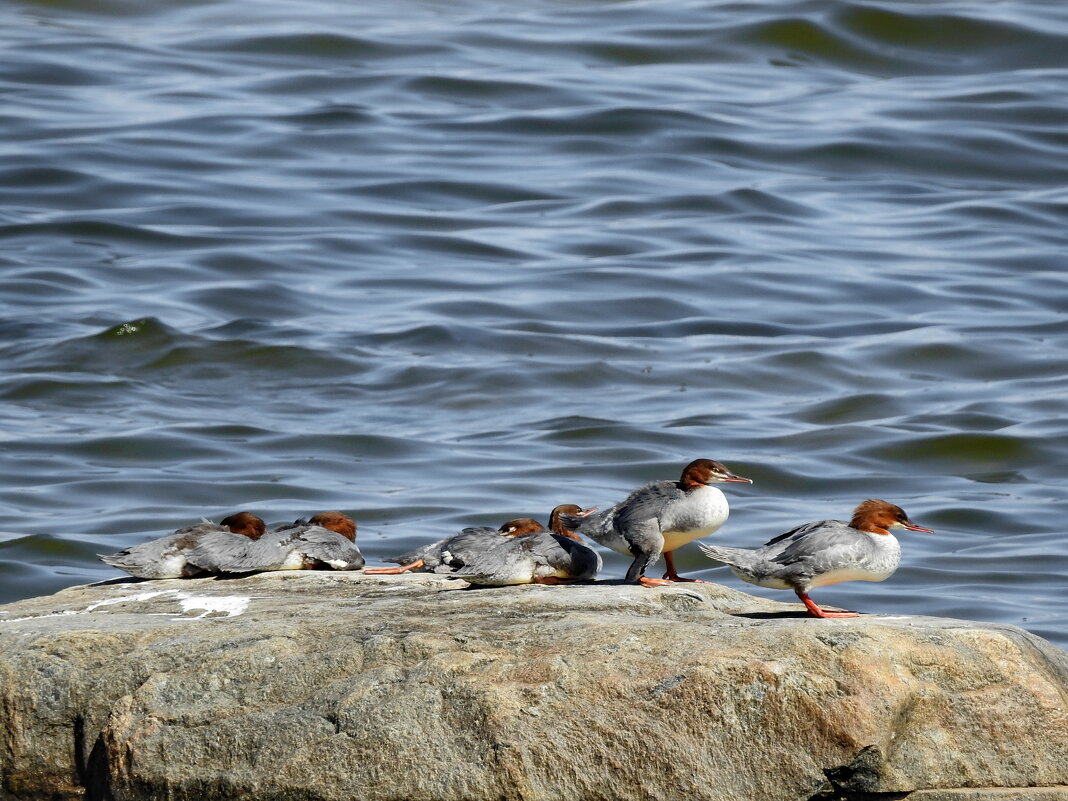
[0, 0, 1066, 646]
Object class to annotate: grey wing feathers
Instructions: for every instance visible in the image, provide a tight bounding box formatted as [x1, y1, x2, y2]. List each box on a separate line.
[429, 529, 504, 572]
[97, 542, 181, 579]
[184, 530, 264, 573]
[187, 526, 364, 573]
[769, 528, 874, 588]
[388, 526, 498, 567]
[456, 533, 601, 585]
[389, 534, 452, 566]
[97, 522, 228, 578]
[453, 533, 545, 585]
[565, 480, 681, 544]
[572, 482, 679, 546]
[763, 519, 840, 547]
[456, 548, 537, 586]
[293, 527, 365, 570]
[613, 481, 683, 527]
[767, 522, 855, 563]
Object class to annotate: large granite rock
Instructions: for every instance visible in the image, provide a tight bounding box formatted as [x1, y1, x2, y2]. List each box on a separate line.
[0, 572, 1065, 801]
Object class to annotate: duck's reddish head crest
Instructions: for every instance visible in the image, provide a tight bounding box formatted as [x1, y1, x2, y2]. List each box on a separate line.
[680, 458, 753, 490]
[498, 518, 545, 537]
[308, 511, 357, 542]
[549, 503, 596, 541]
[220, 511, 267, 540]
[850, 499, 933, 536]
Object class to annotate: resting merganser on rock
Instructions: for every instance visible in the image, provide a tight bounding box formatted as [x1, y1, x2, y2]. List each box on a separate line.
[185, 511, 364, 574]
[292, 510, 356, 543]
[97, 512, 266, 579]
[561, 458, 752, 587]
[363, 517, 545, 575]
[456, 504, 602, 586]
[699, 499, 933, 618]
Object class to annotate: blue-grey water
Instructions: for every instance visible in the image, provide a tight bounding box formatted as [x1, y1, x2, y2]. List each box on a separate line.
[1, 0, 1066, 647]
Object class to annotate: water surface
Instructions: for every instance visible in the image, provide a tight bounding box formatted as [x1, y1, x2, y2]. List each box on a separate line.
[1, 0, 1067, 646]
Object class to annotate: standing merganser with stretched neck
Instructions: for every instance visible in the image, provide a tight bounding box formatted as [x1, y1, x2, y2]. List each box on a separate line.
[699, 499, 933, 618]
[561, 458, 752, 587]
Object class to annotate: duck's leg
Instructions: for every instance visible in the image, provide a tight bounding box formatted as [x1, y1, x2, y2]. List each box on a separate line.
[363, 559, 425, 575]
[796, 590, 859, 618]
[623, 526, 672, 587]
[626, 551, 672, 587]
[661, 550, 705, 583]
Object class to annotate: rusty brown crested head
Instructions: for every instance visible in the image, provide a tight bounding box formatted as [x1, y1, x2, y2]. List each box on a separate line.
[497, 518, 545, 537]
[679, 459, 753, 491]
[220, 511, 267, 540]
[849, 500, 933, 536]
[548, 504, 596, 541]
[305, 511, 357, 542]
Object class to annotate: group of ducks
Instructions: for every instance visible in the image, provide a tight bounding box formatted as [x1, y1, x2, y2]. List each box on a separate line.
[99, 458, 934, 618]
[99, 510, 366, 577]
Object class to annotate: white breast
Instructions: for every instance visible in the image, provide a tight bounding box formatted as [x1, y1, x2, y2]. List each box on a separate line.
[279, 550, 306, 570]
[660, 486, 730, 551]
[156, 553, 189, 579]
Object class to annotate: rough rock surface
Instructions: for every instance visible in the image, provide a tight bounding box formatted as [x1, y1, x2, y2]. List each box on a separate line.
[0, 572, 1065, 801]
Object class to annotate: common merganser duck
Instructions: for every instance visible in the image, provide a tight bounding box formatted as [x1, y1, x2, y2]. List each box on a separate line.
[186, 511, 364, 574]
[363, 517, 544, 575]
[561, 458, 752, 587]
[457, 504, 602, 586]
[698, 499, 933, 618]
[293, 510, 356, 543]
[97, 512, 266, 579]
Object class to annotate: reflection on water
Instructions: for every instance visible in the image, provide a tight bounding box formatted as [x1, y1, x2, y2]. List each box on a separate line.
[1, 0, 1066, 647]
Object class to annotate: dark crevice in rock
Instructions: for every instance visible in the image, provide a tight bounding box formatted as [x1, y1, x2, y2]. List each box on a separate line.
[321, 710, 343, 736]
[73, 714, 114, 801]
[808, 791, 910, 801]
[809, 745, 910, 801]
[72, 715, 87, 786]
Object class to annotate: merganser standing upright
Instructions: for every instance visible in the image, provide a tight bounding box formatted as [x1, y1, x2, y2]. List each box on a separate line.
[97, 512, 266, 579]
[699, 499, 933, 618]
[561, 458, 752, 587]
[456, 504, 602, 586]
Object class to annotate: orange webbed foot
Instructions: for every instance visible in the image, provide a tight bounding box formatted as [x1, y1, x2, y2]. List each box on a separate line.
[661, 551, 704, 583]
[661, 572, 705, 583]
[808, 608, 860, 619]
[363, 559, 425, 575]
[639, 576, 673, 588]
[796, 591, 860, 618]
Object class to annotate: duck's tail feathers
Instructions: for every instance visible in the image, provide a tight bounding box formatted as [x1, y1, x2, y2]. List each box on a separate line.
[96, 552, 171, 579]
[697, 542, 755, 568]
[97, 552, 126, 567]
